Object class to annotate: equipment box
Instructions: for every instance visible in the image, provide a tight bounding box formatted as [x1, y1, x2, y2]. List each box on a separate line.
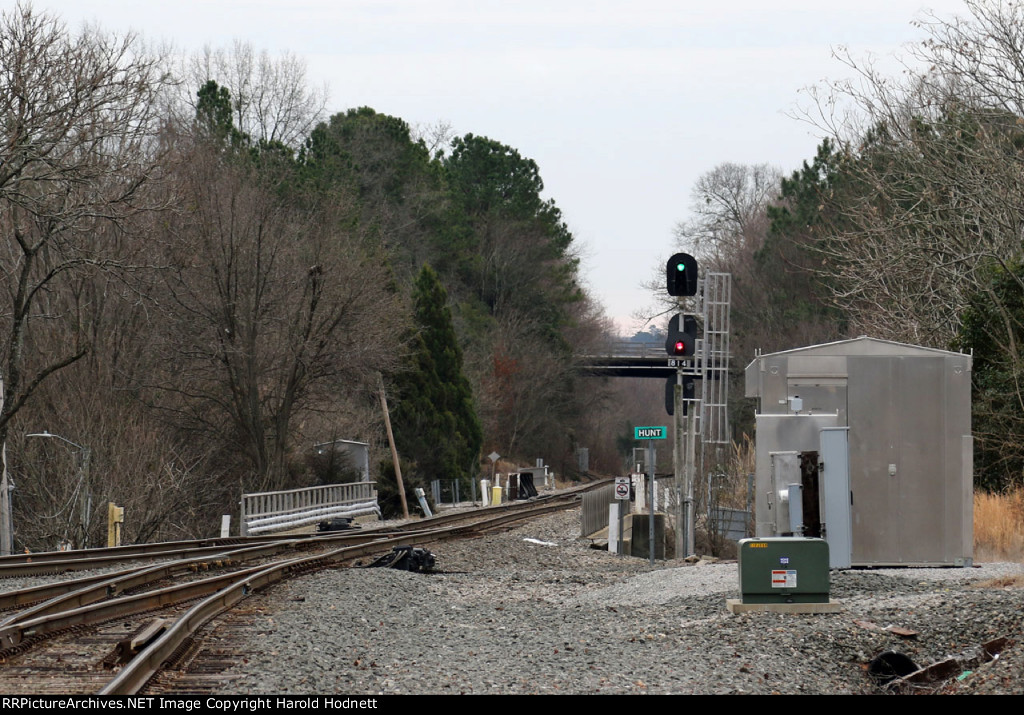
[738, 537, 830, 604]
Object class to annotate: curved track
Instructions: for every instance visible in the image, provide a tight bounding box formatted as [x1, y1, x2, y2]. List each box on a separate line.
[0, 484, 603, 694]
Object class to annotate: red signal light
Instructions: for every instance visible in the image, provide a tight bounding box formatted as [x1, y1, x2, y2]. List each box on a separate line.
[665, 314, 698, 358]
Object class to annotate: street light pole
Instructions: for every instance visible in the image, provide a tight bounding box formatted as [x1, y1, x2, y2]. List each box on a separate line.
[26, 431, 92, 549]
[1, 440, 11, 556]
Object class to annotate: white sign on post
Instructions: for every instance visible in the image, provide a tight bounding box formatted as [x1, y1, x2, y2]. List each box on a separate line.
[614, 477, 630, 500]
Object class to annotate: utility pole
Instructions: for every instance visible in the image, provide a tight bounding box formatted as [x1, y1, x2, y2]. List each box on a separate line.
[378, 374, 409, 519]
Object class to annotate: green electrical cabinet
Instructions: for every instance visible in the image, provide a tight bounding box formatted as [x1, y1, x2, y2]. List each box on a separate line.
[738, 537, 830, 604]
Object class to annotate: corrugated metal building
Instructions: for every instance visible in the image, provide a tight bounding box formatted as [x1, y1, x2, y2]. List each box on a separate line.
[745, 337, 973, 567]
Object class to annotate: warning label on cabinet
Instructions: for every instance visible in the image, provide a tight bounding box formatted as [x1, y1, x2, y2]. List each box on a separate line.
[771, 570, 797, 588]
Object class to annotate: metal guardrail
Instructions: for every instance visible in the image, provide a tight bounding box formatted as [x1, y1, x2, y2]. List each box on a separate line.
[240, 482, 380, 535]
[581, 483, 617, 538]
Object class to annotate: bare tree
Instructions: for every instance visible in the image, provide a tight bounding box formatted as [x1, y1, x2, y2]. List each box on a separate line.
[150, 139, 405, 492]
[180, 40, 327, 149]
[412, 119, 456, 158]
[785, 0, 1024, 488]
[645, 162, 833, 353]
[640, 163, 782, 325]
[10, 382, 228, 549]
[797, 0, 1024, 346]
[0, 2, 170, 552]
[674, 163, 782, 270]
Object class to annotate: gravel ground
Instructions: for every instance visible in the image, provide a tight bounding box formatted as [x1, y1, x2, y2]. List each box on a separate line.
[222, 508, 1024, 695]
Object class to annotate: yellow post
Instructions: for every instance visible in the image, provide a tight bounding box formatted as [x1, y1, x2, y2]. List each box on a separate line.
[107, 502, 124, 547]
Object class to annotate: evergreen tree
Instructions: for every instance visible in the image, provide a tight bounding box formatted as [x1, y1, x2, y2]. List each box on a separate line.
[442, 134, 582, 346]
[392, 265, 482, 489]
[196, 80, 247, 147]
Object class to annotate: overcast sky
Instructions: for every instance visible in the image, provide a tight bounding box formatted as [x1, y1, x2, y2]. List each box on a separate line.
[37, 0, 970, 334]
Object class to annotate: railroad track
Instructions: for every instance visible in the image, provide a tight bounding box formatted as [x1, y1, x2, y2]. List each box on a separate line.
[0, 484, 602, 694]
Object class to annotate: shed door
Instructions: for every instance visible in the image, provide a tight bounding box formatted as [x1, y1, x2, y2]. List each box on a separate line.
[847, 356, 947, 564]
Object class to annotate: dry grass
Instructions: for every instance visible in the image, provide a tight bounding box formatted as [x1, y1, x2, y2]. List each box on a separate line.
[974, 487, 1024, 563]
[705, 436, 756, 510]
[972, 574, 1024, 589]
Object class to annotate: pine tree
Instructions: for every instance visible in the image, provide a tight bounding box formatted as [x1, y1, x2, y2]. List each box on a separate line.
[393, 265, 482, 490]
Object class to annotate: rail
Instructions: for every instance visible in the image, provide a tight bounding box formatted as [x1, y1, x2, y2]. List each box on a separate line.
[103, 494, 593, 694]
[0, 483, 604, 694]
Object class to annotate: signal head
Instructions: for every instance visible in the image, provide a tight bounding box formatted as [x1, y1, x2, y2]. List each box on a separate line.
[666, 253, 699, 296]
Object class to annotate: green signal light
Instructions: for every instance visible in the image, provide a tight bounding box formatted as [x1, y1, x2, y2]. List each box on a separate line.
[667, 252, 697, 296]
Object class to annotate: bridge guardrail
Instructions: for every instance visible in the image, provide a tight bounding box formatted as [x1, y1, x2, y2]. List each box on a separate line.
[240, 482, 379, 535]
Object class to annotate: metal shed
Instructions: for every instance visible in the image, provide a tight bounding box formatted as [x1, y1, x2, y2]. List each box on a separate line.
[745, 337, 973, 567]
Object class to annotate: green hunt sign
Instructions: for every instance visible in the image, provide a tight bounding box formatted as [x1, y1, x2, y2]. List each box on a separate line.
[634, 426, 667, 440]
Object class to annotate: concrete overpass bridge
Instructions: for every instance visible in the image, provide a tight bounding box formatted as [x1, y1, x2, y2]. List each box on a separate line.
[577, 341, 690, 378]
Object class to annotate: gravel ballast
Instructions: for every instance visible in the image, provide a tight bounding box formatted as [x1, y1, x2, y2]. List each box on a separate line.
[220, 508, 1024, 695]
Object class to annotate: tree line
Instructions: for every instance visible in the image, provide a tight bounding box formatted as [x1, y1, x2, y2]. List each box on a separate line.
[669, 0, 1024, 491]
[0, 2, 613, 549]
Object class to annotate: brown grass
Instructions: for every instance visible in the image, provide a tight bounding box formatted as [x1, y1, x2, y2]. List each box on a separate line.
[974, 487, 1024, 563]
[705, 436, 756, 510]
[972, 574, 1024, 588]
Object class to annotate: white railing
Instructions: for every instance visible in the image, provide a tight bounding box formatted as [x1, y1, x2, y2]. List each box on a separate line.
[588, 341, 664, 358]
[239, 482, 380, 536]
